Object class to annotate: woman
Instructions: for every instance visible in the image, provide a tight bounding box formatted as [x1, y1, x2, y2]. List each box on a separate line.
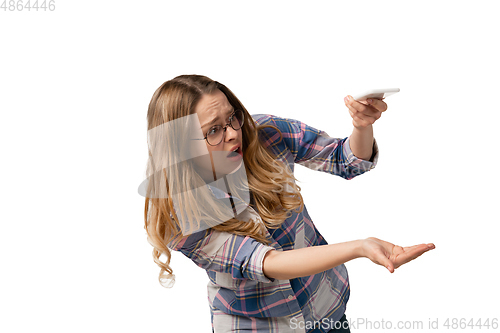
[141, 75, 434, 332]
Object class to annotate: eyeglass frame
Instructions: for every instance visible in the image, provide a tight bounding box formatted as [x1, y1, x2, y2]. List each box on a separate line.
[192, 109, 245, 146]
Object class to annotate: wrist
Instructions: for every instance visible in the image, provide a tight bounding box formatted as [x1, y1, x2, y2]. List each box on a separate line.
[349, 126, 374, 161]
[353, 239, 366, 259]
[352, 124, 373, 132]
[351, 124, 374, 140]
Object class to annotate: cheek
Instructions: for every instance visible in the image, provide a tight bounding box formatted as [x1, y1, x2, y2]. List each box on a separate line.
[188, 140, 214, 172]
[239, 132, 245, 153]
[188, 139, 210, 159]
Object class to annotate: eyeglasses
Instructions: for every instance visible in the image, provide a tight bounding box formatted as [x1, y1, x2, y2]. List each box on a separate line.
[196, 109, 245, 146]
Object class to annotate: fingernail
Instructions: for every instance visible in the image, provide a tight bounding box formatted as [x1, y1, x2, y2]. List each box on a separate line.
[367, 98, 373, 104]
[344, 96, 349, 103]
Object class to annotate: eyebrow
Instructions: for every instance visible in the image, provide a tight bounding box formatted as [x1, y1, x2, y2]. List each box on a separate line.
[201, 108, 235, 128]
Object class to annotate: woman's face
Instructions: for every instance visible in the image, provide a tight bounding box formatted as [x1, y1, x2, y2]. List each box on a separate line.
[190, 89, 244, 182]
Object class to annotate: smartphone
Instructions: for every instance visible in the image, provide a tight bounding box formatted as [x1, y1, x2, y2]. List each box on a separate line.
[351, 88, 400, 101]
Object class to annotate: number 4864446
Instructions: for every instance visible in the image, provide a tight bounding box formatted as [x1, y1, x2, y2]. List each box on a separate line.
[443, 318, 498, 330]
[1, 0, 56, 11]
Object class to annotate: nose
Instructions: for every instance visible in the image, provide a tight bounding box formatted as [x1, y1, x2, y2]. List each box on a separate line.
[224, 124, 238, 142]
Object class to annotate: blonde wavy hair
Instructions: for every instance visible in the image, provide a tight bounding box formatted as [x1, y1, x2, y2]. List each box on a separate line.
[144, 75, 304, 288]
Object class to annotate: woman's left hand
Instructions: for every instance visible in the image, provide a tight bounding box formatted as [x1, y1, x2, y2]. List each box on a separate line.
[344, 96, 388, 128]
[361, 237, 436, 273]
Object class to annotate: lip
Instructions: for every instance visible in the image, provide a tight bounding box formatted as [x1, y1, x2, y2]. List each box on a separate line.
[227, 144, 241, 157]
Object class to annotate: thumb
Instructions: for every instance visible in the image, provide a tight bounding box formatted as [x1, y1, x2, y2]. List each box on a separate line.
[375, 253, 394, 273]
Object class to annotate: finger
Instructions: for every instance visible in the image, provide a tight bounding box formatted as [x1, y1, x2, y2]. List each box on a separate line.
[402, 243, 435, 252]
[366, 98, 388, 112]
[386, 262, 394, 273]
[374, 252, 395, 273]
[347, 104, 377, 124]
[350, 112, 373, 128]
[347, 98, 382, 120]
[394, 244, 434, 269]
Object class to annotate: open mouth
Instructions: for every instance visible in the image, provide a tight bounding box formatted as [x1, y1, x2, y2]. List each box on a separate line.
[227, 146, 242, 158]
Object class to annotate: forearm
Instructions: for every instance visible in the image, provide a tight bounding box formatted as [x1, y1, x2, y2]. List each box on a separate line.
[349, 125, 374, 161]
[262, 240, 363, 280]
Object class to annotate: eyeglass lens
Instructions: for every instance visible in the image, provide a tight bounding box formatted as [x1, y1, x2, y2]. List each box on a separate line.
[206, 110, 244, 145]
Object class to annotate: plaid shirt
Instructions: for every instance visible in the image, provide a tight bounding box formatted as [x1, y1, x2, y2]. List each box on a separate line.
[170, 114, 378, 332]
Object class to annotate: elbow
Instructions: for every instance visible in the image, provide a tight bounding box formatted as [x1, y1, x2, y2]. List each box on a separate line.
[262, 250, 280, 280]
[262, 250, 290, 280]
[341, 167, 363, 180]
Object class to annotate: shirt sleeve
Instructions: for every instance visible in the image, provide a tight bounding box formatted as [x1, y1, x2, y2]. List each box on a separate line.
[169, 229, 276, 283]
[253, 114, 378, 180]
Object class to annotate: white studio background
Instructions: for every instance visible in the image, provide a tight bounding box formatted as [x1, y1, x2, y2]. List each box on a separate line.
[1, 1, 499, 332]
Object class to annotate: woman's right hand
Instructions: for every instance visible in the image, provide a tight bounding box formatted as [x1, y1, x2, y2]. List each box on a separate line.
[360, 237, 435, 273]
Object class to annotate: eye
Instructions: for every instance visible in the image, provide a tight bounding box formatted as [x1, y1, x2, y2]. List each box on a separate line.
[230, 110, 243, 125]
[207, 126, 220, 136]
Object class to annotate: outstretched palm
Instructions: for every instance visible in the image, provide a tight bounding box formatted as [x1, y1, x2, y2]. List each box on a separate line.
[363, 237, 435, 273]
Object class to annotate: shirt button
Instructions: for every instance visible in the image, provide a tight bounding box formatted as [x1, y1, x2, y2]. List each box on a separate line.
[288, 295, 294, 300]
